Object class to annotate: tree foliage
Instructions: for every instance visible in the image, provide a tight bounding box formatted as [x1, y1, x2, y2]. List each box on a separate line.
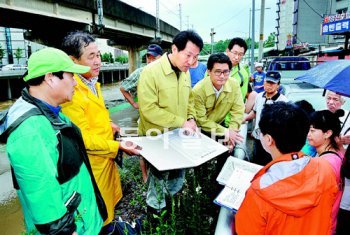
[108, 52, 114, 63]
[14, 48, 23, 64]
[263, 32, 276, 48]
[245, 38, 259, 50]
[101, 52, 113, 63]
[200, 33, 275, 55]
[101, 52, 128, 64]
[200, 39, 231, 55]
[115, 55, 128, 64]
[0, 44, 4, 64]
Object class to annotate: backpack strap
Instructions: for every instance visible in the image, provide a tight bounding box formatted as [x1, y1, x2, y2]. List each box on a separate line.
[319, 150, 342, 161]
[2, 109, 43, 190]
[237, 64, 244, 87]
[0, 109, 41, 143]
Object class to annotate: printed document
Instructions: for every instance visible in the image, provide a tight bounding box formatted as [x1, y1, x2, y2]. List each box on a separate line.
[214, 157, 262, 211]
[122, 128, 228, 171]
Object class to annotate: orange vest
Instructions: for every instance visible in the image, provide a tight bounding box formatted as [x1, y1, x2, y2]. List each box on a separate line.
[236, 152, 338, 235]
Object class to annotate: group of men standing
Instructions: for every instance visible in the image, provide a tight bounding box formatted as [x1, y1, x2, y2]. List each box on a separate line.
[0, 31, 141, 234]
[0, 27, 346, 235]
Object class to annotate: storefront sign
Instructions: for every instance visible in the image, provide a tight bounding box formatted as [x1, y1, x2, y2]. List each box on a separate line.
[323, 13, 350, 23]
[293, 42, 309, 50]
[322, 18, 350, 35]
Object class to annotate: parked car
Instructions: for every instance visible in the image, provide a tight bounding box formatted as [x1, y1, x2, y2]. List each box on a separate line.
[283, 83, 350, 111]
[198, 55, 209, 63]
[1, 64, 27, 71]
[266, 56, 312, 84]
[267, 56, 311, 71]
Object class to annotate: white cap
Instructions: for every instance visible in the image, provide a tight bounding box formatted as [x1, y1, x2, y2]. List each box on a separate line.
[255, 62, 263, 68]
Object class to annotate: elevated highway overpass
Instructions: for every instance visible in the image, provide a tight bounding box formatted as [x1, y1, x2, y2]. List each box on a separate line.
[0, 65, 130, 100]
[0, 0, 180, 71]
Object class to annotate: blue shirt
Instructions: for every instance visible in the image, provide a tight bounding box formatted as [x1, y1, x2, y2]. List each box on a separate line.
[301, 140, 317, 157]
[190, 62, 207, 87]
[43, 101, 62, 117]
[252, 71, 266, 93]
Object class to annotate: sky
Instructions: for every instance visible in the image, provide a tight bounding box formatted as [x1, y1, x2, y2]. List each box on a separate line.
[119, 0, 277, 43]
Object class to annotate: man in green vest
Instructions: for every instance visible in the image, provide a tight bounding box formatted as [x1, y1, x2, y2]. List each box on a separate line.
[226, 37, 250, 102]
[0, 48, 106, 234]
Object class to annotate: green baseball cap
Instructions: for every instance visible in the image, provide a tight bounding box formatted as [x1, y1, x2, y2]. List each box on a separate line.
[24, 47, 90, 82]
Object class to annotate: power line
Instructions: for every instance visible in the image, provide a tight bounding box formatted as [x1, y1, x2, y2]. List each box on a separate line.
[159, 1, 179, 16]
[302, 0, 323, 18]
[213, 6, 249, 29]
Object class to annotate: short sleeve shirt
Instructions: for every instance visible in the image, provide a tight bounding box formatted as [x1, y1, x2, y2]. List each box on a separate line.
[252, 71, 266, 93]
[120, 67, 144, 97]
[252, 92, 289, 139]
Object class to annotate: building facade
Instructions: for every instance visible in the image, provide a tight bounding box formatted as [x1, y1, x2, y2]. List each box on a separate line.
[327, 0, 350, 45]
[275, 0, 348, 50]
[0, 27, 44, 65]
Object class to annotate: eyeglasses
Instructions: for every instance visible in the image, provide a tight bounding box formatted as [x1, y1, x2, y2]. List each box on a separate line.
[229, 50, 244, 58]
[213, 70, 230, 76]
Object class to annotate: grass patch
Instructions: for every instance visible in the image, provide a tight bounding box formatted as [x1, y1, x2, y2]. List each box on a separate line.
[118, 156, 221, 234]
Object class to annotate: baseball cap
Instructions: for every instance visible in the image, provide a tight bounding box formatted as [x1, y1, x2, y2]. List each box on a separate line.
[265, 71, 281, 83]
[255, 62, 263, 68]
[146, 44, 163, 57]
[24, 47, 90, 82]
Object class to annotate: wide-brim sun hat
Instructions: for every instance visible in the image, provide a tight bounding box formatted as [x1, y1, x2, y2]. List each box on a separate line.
[24, 47, 90, 82]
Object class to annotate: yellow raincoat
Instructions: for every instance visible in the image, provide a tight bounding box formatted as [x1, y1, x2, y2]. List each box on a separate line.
[61, 75, 121, 225]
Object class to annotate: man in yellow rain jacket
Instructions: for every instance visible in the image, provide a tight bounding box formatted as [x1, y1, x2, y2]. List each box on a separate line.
[61, 31, 140, 233]
[137, 30, 203, 212]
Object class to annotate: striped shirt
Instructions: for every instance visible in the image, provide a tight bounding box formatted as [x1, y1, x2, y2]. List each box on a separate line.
[78, 74, 99, 97]
[120, 67, 144, 98]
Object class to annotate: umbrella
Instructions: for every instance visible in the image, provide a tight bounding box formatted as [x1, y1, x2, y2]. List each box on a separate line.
[295, 60, 350, 97]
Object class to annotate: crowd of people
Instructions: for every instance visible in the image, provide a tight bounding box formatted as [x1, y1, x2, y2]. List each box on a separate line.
[0, 28, 349, 235]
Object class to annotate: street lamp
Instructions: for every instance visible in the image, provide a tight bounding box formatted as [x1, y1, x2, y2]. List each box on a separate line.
[210, 28, 216, 54]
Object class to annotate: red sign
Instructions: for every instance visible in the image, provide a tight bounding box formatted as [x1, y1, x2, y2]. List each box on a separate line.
[323, 13, 350, 23]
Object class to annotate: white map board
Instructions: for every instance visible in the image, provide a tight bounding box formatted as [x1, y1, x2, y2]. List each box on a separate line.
[122, 128, 228, 171]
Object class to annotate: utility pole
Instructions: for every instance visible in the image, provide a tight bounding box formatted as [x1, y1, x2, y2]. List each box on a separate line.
[96, 0, 104, 33]
[179, 4, 182, 30]
[250, 0, 255, 73]
[186, 16, 190, 29]
[156, 0, 160, 38]
[4, 28, 13, 64]
[248, 8, 251, 41]
[210, 28, 216, 54]
[258, 0, 265, 61]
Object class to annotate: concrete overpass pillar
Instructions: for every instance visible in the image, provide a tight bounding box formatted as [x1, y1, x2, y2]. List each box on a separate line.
[127, 47, 140, 74]
[7, 79, 12, 100]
